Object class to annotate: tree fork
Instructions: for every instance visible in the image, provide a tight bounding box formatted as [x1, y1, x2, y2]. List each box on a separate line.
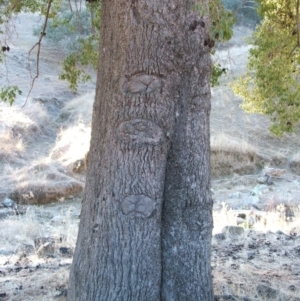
[67, 0, 213, 300]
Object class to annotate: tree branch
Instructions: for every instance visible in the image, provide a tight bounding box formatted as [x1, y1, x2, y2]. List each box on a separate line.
[68, 0, 73, 13]
[22, 0, 53, 108]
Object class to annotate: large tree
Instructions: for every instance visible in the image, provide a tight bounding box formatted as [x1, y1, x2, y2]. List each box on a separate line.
[67, 0, 213, 300]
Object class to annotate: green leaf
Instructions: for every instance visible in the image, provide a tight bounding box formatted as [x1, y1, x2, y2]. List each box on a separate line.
[0, 86, 22, 105]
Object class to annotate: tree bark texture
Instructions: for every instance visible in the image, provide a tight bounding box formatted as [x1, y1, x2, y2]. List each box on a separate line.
[68, 0, 213, 300]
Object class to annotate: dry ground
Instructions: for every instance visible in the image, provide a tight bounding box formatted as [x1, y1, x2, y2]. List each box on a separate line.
[0, 14, 300, 301]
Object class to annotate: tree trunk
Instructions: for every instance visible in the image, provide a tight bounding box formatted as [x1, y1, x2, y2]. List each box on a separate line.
[67, 0, 213, 300]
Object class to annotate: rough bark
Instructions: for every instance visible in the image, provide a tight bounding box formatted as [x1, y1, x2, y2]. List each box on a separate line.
[67, 0, 213, 300]
[161, 73, 213, 300]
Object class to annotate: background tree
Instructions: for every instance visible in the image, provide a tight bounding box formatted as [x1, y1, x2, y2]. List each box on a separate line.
[232, 0, 300, 135]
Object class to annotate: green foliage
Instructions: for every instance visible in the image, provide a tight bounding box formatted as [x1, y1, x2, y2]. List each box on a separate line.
[0, 0, 61, 21]
[211, 64, 227, 86]
[232, 0, 300, 135]
[193, 0, 236, 86]
[59, 36, 98, 91]
[208, 0, 236, 42]
[0, 86, 22, 105]
[32, 2, 101, 90]
[57, 5, 100, 90]
[193, 0, 236, 43]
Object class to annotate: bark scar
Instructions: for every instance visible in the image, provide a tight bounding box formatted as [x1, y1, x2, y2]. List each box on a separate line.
[116, 119, 164, 146]
[121, 194, 156, 218]
[123, 74, 162, 95]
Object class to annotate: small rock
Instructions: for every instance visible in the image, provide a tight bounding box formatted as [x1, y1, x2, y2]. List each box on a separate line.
[269, 247, 277, 253]
[257, 176, 268, 185]
[237, 213, 246, 219]
[17, 244, 35, 255]
[248, 243, 256, 249]
[2, 198, 16, 208]
[222, 226, 244, 237]
[247, 251, 255, 260]
[214, 233, 226, 240]
[15, 267, 22, 273]
[251, 185, 270, 196]
[59, 247, 73, 256]
[256, 284, 278, 299]
[231, 263, 239, 270]
[288, 285, 296, 292]
[34, 237, 56, 256]
[0, 293, 7, 298]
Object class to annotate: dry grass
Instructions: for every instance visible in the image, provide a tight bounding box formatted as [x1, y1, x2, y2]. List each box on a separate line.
[0, 202, 79, 301]
[0, 201, 80, 257]
[0, 132, 25, 163]
[211, 133, 265, 178]
[0, 104, 33, 161]
[49, 124, 91, 170]
[211, 133, 257, 154]
[58, 92, 94, 125]
[213, 202, 300, 235]
[0, 211, 41, 254]
[0, 93, 94, 204]
[251, 205, 300, 234]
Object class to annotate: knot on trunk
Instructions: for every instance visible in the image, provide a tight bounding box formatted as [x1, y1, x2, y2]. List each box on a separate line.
[123, 74, 162, 95]
[121, 194, 156, 218]
[116, 119, 164, 146]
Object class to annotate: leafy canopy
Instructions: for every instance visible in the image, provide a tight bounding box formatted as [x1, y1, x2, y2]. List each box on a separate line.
[232, 0, 300, 135]
[193, 0, 236, 86]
